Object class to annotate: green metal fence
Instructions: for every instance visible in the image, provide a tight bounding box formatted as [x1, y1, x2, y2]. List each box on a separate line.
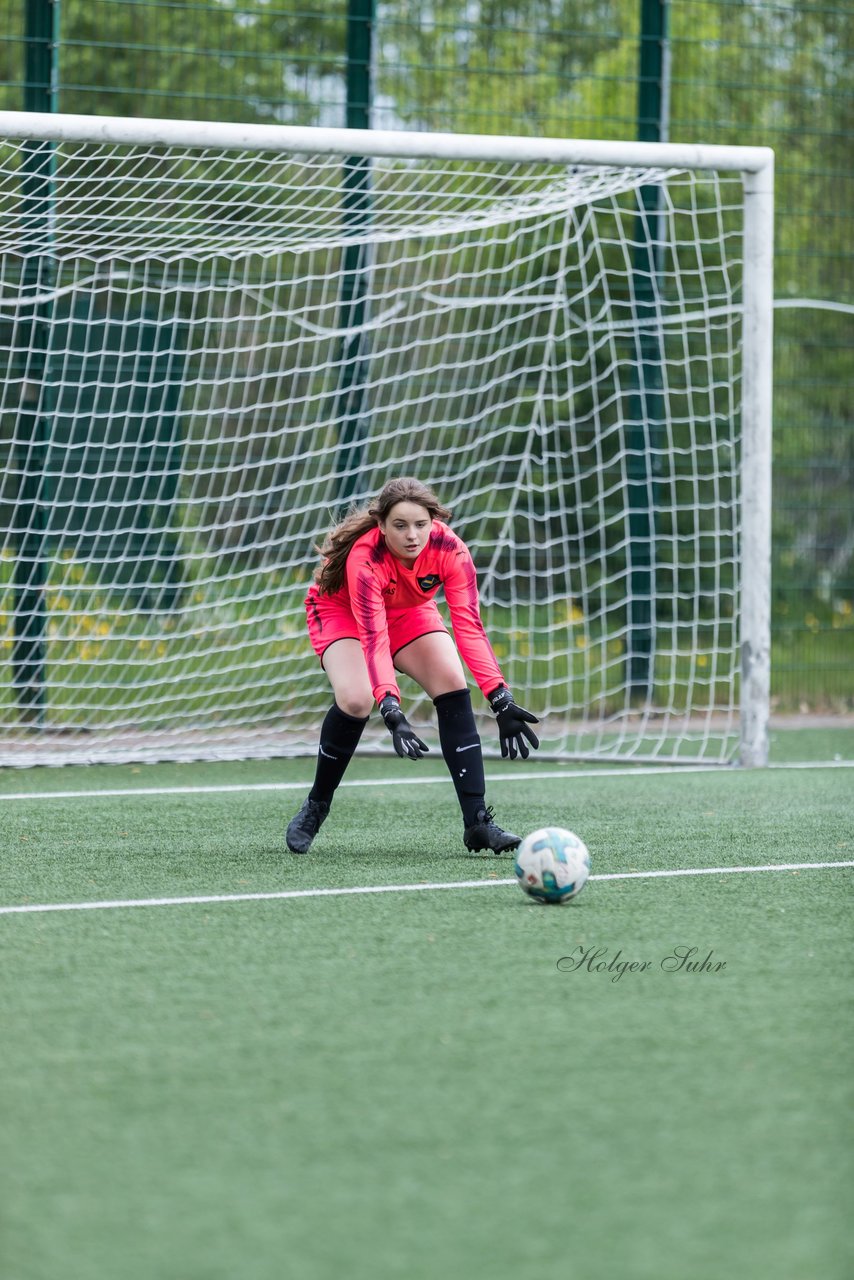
[1, 0, 851, 711]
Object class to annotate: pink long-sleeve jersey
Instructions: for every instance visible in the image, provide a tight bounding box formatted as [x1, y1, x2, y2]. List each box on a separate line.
[339, 521, 505, 704]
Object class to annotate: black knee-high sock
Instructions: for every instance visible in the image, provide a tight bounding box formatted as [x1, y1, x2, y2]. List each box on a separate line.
[308, 704, 369, 805]
[434, 688, 486, 826]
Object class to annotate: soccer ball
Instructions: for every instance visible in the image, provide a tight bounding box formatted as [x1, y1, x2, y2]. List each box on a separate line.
[514, 827, 591, 905]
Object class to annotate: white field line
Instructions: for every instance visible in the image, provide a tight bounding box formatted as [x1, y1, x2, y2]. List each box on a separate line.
[0, 758, 852, 804]
[1, 860, 851, 917]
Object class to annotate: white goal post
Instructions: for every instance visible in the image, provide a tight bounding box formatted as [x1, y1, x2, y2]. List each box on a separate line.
[0, 111, 773, 767]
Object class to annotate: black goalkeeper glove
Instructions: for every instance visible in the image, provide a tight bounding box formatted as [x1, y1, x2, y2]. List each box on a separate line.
[488, 685, 540, 760]
[379, 695, 430, 761]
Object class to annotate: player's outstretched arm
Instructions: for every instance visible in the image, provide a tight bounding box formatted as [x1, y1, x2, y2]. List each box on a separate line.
[487, 685, 540, 760]
[379, 694, 430, 760]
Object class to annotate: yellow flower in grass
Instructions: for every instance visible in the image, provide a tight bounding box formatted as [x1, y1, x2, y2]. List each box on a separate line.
[559, 601, 586, 625]
[697, 654, 709, 668]
[96, 621, 111, 637]
[575, 635, 587, 649]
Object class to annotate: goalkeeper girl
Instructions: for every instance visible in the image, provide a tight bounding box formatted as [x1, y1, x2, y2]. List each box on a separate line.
[287, 476, 540, 855]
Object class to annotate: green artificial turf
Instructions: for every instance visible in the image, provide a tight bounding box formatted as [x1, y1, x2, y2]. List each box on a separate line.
[0, 739, 852, 1280]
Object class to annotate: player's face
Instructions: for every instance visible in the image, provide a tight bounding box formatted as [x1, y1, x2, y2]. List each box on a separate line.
[380, 501, 433, 563]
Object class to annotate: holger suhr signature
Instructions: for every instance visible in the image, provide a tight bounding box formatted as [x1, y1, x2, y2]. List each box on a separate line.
[557, 945, 726, 983]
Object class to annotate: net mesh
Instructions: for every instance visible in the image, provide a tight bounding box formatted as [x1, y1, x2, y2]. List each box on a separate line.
[0, 132, 746, 765]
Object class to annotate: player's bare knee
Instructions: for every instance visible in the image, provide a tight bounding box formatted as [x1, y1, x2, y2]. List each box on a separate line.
[335, 692, 373, 720]
[432, 672, 468, 698]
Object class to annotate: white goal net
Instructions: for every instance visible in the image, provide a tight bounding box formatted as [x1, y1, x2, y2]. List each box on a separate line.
[0, 114, 773, 767]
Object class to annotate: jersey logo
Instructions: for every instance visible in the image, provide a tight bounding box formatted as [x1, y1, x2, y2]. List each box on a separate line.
[382, 579, 397, 597]
[417, 574, 441, 592]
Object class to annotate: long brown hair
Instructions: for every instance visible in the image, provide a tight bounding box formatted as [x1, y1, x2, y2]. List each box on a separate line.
[315, 477, 452, 595]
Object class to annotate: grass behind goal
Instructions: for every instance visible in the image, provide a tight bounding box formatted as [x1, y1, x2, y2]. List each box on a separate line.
[1, 731, 851, 1280]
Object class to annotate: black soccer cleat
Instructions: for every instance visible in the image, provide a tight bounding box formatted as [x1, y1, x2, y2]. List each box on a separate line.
[463, 805, 521, 855]
[286, 796, 330, 854]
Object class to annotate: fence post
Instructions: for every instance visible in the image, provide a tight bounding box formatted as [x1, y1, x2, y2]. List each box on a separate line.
[627, 0, 669, 700]
[334, 0, 375, 504]
[12, 0, 58, 726]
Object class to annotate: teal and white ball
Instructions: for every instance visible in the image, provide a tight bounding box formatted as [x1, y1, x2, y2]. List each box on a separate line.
[514, 828, 591, 904]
